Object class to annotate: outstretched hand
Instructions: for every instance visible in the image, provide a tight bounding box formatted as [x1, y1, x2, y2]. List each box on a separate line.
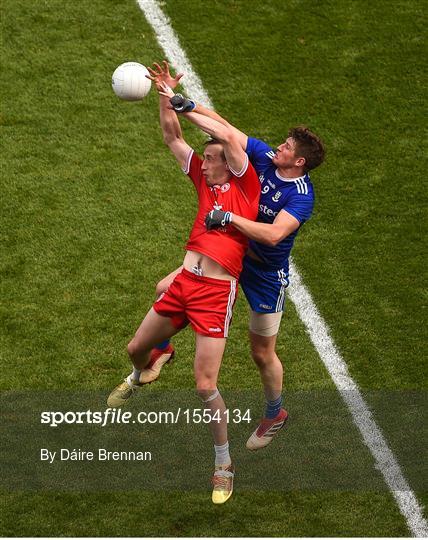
[158, 81, 175, 99]
[146, 60, 183, 93]
[157, 83, 195, 113]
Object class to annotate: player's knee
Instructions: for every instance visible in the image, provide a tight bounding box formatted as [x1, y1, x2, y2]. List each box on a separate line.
[251, 349, 268, 367]
[195, 377, 218, 400]
[197, 388, 219, 402]
[251, 346, 276, 368]
[155, 278, 169, 298]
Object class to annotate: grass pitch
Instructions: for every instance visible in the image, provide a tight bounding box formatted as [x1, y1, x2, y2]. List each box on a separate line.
[1, 0, 426, 536]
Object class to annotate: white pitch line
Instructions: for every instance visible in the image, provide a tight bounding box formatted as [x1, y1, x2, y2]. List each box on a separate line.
[136, 0, 212, 108]
[135, 1, 427, 536]
[288, 261, 427, 537]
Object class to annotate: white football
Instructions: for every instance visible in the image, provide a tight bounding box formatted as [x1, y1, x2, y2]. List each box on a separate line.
[112, 62, 151, 101]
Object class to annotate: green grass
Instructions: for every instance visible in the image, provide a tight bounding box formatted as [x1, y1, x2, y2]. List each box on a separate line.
[1, 0, 426, 536]
[0, 491, 409, 537]
[162, 0, 427, 391]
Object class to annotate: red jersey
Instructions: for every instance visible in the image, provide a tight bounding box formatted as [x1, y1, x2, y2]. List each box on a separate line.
[183, 150, 260, 279]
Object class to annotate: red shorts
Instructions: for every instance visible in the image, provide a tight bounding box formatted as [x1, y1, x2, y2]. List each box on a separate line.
[153, 268, 238, 338]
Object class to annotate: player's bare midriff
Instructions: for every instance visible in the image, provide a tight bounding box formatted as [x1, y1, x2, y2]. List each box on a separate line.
[183, 250, 235, 281]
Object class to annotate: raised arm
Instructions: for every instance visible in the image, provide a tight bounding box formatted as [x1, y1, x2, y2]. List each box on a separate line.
[159, 83, 247, 174]
[147, 62, 191, 169]
[185, 110, 247, 174]
[150, 60, 248, 150]
[191, 103, 248, 151]
[158, 95, 192, 169]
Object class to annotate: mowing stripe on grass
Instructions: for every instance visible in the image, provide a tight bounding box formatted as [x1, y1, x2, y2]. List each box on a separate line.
[136, 0, 427, 536]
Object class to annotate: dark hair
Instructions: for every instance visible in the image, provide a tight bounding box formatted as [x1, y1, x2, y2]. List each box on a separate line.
[288, 126, 325, 172]
[204, 138, 226, 161]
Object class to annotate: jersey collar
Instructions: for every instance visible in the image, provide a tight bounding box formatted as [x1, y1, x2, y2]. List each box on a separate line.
[275, 170, 308, 183]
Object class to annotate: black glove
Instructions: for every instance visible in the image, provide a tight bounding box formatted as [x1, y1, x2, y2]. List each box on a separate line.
[170, 93, 196, 113]
[205, 210, 233, 230]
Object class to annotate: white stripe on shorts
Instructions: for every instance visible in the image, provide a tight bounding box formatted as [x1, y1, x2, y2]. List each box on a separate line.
[275, 270, 288, 312]
[276, 285, 285, 311]
[224, 280, 237, 337]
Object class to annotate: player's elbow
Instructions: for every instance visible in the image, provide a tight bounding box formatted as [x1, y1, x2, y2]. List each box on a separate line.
[220, 127, 235, 144]
[210, 124, 232, 144]
[265, 237, 280, 247]
[266, 228, 285, 247]
[260, 234, 278, 247]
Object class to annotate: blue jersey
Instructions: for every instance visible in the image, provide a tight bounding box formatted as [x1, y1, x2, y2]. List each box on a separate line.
[245, 137, 315, 272]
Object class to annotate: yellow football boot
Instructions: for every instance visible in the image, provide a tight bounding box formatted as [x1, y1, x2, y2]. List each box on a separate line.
[212, 464, 235, 504]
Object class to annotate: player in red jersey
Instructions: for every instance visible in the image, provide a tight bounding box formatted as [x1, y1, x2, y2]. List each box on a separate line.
[107, 61, 260, 504]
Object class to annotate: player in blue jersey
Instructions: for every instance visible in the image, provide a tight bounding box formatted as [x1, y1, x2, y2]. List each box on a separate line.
[144, 61, 325, 451]
[205, 126, 324, 449]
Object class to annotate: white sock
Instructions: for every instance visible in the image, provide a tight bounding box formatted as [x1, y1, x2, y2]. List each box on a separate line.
[214, 441, 231, 467]
[127, 368, 141, 386]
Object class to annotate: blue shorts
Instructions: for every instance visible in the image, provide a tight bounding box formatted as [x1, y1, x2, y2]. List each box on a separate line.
[240, 255, 289, 313]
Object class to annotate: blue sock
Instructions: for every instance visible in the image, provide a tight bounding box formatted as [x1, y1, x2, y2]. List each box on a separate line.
[155, 340, 170, 350]
[265, 396, 282, 419]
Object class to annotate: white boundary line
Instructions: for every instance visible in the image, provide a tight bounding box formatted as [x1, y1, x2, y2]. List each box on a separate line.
[288, 262, 427, 537]
[136, 1, 427, 536]
[136, 0, 213, 108]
